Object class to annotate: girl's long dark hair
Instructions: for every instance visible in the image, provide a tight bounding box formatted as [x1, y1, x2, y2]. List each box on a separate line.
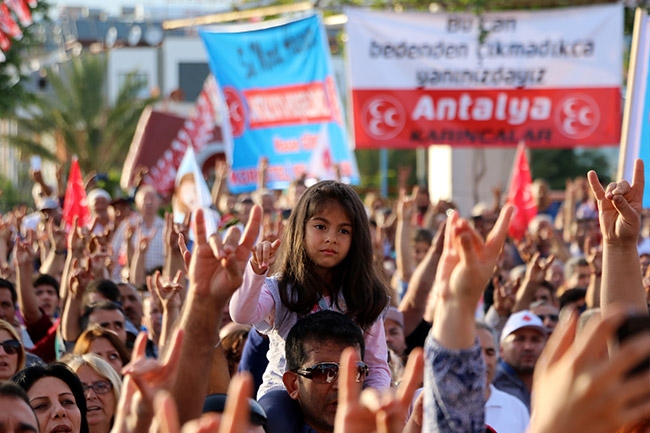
[277, 180, 389, 329]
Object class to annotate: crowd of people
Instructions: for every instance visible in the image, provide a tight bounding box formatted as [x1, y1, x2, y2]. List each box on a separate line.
[0, 157, 649, 433]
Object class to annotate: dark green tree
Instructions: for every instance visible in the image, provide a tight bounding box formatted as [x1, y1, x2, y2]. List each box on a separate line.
[4, 52, 157, 174]
[0, 1, 51, 117]
[530, 148, 613, 189]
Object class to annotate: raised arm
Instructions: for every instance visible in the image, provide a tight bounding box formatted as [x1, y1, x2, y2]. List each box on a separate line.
[430, 205, 513, 349]
[171, 206, 261, 424]
[512, 253, 554, 313]
[394, 190, 416, 288]
[162, 213, 187, 283]
[399, 221, 444, 335]
[423, 205, 512, 433]
[14, 239, 41, 324]
[39, 220, 67, 280]
[587, 159, 646, 314]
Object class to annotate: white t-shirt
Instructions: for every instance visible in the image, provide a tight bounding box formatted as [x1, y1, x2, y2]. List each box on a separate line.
[485, 384, 530, 433]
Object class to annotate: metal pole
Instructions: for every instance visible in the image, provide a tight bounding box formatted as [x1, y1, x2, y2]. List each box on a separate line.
[380, 148, 388, 197]
[416, 146, 426, 185]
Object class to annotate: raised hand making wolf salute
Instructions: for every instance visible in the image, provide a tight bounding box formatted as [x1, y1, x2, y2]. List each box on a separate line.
[526, 159, 650, 433]
[587, 158, 647, 314]
[423, 204, 513, 433]
[171, 206, 262, 424]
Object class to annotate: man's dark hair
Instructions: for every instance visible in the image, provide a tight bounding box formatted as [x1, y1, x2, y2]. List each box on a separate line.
[0, 278, 17, 305]
[413, 228, 433, 245]
[80, 301, 124, 332]
[33, 274, 60, 296]
[559, 288, 587, 311]
[285, 310, 365, 372]
[0, 380, 31, 405]
[0, 380, 39, 431]
[83, 279, 120, 308]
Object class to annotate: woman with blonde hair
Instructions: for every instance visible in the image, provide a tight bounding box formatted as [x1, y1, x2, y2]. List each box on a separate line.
[62, 353, 121, 433]
[0, 319, 25, 380]
[73, 326, 130, 375]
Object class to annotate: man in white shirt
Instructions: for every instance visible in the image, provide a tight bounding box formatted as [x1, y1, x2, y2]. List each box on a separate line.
[477, 321, 530, 433]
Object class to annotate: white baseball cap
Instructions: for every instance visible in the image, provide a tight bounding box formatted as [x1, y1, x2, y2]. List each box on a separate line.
[500, 310, 547, 343]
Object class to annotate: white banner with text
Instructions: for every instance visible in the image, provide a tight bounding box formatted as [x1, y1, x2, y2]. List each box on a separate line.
[346, 4, 622, 148]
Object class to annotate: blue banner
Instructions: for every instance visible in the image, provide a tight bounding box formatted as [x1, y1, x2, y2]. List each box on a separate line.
[200, 14, 359, 193]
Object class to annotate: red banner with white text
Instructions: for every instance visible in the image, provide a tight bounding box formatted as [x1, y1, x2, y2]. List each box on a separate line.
[352, 87, 620, 148]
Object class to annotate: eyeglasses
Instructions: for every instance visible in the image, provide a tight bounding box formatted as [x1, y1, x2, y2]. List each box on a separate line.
[82, 380, 113, 395]
[537, 314, 559, 322]
[296, 361, 369, 384]
[0, 339, 21, 355]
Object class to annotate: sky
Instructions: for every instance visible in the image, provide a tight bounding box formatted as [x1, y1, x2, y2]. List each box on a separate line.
[49, 0, 233, 17]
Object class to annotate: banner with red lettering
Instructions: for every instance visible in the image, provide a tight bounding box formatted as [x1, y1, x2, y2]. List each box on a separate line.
[345, 4, 622, 149]
[200, 13, 359, 193]
[142, 75, 228, 195]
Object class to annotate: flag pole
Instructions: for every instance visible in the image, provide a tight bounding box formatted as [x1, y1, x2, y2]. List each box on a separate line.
[618, 8, 646, 180]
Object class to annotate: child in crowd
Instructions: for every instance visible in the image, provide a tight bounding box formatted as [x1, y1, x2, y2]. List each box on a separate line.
[229, 180, 391, 430]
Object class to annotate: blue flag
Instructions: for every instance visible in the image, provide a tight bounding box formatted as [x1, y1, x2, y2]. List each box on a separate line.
[200, 14, 359, 193]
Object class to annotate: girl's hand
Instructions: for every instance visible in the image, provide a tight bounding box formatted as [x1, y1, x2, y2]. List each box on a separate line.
[250, 240, 281, 275]
[587, 158, 644, 246]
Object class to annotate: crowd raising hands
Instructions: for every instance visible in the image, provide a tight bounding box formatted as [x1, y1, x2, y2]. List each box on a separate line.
[0, 159, 649, 433]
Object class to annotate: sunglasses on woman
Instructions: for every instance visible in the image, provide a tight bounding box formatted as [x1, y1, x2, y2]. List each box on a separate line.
[296, 361, 369, 384]
[0, 339, 21, 355]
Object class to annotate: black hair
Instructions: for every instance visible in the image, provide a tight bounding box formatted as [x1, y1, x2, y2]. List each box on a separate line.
[413, 228, 433, 245]
[559, 288, 587, 311]
[285, 310, 365, 372]
[276, 180, 389, 329]
[33, 274, 60, 296]
[0, 380, 32, 405]
[83, 279, 120, 309]
[80, 301, 125, 333]
[0, 278, 17, 305]
[11, 363, 90, 433]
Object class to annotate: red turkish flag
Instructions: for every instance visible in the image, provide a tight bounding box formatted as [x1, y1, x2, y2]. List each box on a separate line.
[0, 29, 11, 52]
[6, 0, 32, 26]
[505, 143, 537, 241]
[63, 157, 90, 230]
[0, 3, 22, 39]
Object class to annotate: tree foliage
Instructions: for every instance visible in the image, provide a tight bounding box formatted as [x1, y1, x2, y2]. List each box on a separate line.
[530, 148, 612, 189]
[4, 53, 157, 174]
[0, 1, 51, 118]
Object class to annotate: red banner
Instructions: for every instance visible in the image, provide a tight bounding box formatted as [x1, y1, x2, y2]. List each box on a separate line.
[352, 87, 620, 148]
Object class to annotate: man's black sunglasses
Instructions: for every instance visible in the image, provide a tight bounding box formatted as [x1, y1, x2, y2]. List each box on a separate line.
[296, 361, 369, 384]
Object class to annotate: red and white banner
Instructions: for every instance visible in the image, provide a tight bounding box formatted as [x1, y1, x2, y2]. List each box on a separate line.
[345, 4, 623, 149]
[142, 74, 227, 196]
